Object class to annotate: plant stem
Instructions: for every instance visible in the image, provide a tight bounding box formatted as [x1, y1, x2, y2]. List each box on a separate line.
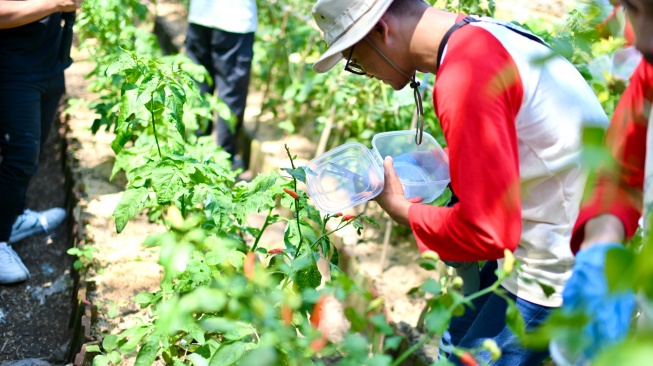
[391, 329, 434, 366]
[150, 94, 162, 158]
[284, 144, 304, 254]
[392, 273, 507, 366]
[251, 207, 273, 252]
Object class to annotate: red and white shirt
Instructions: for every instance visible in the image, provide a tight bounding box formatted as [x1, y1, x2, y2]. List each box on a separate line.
[408, 17, 609, 307]
[571, 60, 653, 252]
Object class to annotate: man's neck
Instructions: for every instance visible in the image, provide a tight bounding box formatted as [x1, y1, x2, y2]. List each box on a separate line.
[409, 8, 459, 74]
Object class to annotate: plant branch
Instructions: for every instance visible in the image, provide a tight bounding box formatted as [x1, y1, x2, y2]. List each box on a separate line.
[150, 92, 162, 158]
[284, 144, 304, 254]
[251, 207, 273, 252]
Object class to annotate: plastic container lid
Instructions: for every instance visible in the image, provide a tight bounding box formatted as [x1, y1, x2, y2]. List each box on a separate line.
[305, 142, 384, 214]
[306, 131, 450, 214]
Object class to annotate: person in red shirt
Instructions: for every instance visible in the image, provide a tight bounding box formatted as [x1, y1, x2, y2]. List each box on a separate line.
[311, 0, 608, 364]
[598, 0, 636, 46]
[551, 0, 653, 363]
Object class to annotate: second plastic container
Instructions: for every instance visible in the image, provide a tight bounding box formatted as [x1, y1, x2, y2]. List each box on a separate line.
[305, 130, 450, 214]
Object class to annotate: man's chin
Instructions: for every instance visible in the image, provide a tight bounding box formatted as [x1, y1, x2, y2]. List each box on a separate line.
[391, 82, 408, 91]
[644, 54, 653, 67]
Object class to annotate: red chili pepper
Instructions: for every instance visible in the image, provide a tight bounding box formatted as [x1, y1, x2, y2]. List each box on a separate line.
[460, 352, 478, 366]
[281, 304, 293, 325]
[309, 336, 328, 352]
[311, 295, 327, 328]
[342, 214, 356, 221]
[268, 248, 283, 255]
[244, 252, 256, 280]
[283, 188, 300, 199]
[334, 212, 343, 217]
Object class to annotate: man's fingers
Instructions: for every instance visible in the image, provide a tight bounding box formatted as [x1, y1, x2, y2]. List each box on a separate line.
[383, 156, 396, 179]
[408, 197, 423, 203]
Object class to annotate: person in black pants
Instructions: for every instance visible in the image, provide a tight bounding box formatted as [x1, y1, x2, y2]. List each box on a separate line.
[0, 0, 83, 284]
[184, 0, 257, 172]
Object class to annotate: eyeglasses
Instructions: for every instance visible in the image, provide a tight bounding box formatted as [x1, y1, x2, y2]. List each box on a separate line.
[344, 44, 367, 75]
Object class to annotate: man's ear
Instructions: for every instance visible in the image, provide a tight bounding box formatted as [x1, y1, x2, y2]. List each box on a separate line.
[373, 17, 390, 43]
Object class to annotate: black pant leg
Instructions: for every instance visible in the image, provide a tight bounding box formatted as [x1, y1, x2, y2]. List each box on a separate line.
[211, 29, 254, 168]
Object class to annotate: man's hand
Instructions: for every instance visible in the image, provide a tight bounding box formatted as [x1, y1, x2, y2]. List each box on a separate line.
[550, 242, 635, 364]
[374, 156, 414, 226]
[1, 0, 84, 29]
[56, 0, 84, 13]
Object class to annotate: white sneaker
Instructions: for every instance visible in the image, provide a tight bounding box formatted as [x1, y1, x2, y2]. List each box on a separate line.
[0, 242, 30, 284]
[9, 208, 66, 243]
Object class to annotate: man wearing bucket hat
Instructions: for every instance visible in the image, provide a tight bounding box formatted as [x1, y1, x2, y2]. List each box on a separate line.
[311, 0, 609, 364]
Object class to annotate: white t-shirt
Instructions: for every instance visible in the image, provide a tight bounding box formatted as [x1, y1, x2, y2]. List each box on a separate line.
[188, 0, 257, 34]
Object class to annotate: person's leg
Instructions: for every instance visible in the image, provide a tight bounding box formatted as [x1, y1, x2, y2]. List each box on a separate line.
[448, 289, 552, 365]
[185, 23, 216, 135]
[39, 73, 66, 148]
[439, 261, 497, 357]
[0, 80, 44, 242]
[211, 29, 254, 169]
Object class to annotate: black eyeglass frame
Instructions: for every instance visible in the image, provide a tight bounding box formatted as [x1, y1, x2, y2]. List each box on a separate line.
[344, 44, 367, 75]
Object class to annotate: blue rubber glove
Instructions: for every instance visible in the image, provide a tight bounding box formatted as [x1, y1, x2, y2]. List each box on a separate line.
[550, 242, 636, 365]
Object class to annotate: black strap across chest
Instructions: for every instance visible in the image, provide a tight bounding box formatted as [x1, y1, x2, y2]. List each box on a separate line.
[436, 16, 551, 71]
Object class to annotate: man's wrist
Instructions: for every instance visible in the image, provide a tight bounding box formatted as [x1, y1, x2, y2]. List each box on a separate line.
[388, 200, 412, 227]
[579, 214, 625, 251]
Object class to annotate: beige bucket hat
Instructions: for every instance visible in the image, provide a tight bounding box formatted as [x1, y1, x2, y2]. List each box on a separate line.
[312, 0, 394, 73]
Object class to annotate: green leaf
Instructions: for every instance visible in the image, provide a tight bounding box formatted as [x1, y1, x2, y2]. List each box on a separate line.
[120, 326, 151, 353]
[166, 82, 186, 137]
[344, 306, 366, 333]
[605, 246, 636, 292]
[383, 335, 404, 351]
[594, 336, 653, 366]
[151, 162, 188, 205]
[86, 344, 101, 353]
[369, 314, 394, 335]
[103, 334, 119, 351]
[200, 317, 252, 341]
[133, 292, 155, 308]
[367, 354, 392, 366]
[183, 322, 207, 345]
[330, 245, 339, 266]
[341, 334, 369, 357]
[420, 279, 442, 295]
[187, 353, 210, 366]
[292, 253, 322, 291]
[107, 350, 121, 365]
[423, 301, 451, 334]
[505, 299, 526, 340]
[134, 341, 159, 366]
[93, 355, 110, 366]
[106, 56, 137, 77]
[209, 342, 248, 366]
[136, 73, 160, 105]
[113, 187, 149, 233]
[281, 167, 307, 183]
[227, 251, 246, 270]
[537, 281, 555, 298]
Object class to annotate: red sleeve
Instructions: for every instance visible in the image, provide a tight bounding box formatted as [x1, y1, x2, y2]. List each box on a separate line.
[407, 26, 523, 262]
[570, 61, 653, 253]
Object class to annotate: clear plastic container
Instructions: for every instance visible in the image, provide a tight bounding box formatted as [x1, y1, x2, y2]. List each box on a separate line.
[306, 130, 450, 214]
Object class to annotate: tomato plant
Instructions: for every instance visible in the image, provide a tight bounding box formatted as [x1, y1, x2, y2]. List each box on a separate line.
[71, 0, 653, 365]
